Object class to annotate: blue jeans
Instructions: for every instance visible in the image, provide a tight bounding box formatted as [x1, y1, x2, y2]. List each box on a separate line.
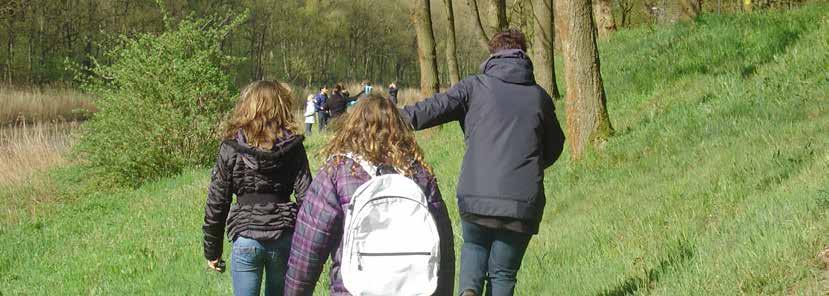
[231, 234, 292, 296]
[304, 123, 313, 136]
[317, 111, 328, 131]
[458, 221, 532, 296]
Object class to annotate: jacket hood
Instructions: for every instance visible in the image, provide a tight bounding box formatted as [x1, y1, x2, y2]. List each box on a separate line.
[479, 49, 535, 85]
[227, 129, 305, 172]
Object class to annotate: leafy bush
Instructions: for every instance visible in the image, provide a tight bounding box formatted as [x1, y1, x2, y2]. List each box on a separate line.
[74, 14, 246, 186]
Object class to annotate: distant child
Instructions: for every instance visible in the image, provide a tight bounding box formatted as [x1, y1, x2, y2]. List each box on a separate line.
[304, 94, 316, 136]
[203, 80, 311, 296]
[323, 84, 358, 120]
[388, 82, 399, 105]
[285, 94, 455, 296]
[314, 86, 330, 131]
[361, 80, 373, 97]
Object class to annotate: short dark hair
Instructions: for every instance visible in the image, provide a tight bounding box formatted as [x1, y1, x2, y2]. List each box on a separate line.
[488, 29, 527, 54]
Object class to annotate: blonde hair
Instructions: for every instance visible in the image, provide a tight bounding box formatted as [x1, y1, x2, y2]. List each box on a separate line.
[222, 80, 297, 149]
[321, 94, 431, 176]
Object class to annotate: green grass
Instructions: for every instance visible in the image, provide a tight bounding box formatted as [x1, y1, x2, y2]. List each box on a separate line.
[2, 4, 829, 295]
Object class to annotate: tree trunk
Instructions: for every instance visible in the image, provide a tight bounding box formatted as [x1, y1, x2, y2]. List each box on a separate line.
[443, 0, 461, 85]
[557, 0, 614, 160]
[592, 0, 616, 37]
[467, 0, 491, 51]
[486, 0, 509, 33]
[679, 0, 703, 19]
[412, 0, 441, 97]
[530, 0, 561, 98]
[554, 0, 568, 52]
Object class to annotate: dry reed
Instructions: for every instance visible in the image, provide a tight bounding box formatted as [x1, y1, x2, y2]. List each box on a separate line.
[0, 122, 76, 187]
[0, 86, 95, 124]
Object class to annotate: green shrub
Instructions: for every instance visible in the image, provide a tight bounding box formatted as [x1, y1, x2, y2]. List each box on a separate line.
[74, 14, 246, 186]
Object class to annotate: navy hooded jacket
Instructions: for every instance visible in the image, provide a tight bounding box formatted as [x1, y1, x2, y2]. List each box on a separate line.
[402, 49, 565, 227]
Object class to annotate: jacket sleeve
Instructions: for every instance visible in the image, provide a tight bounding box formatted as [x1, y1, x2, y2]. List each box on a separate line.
[304, 105, 315, 117]
[422, 172, 455, 296]
[321, 97, 332, 111]
[401, 81, 469, 130]
[292, 145, 312, 207]
[285, 165, 343, 296]
[202, 143, 233, 261]
[541, 96, 566, 169]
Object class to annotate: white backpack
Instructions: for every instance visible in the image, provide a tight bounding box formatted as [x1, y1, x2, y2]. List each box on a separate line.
[339, 154, 441, 296]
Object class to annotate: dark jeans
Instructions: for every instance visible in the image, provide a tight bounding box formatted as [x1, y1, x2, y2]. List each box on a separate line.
[231, 234, 292, 296]
[458, 220, 532, 296]
[317, 111, 329, 132]
[304, 123, 313, 136]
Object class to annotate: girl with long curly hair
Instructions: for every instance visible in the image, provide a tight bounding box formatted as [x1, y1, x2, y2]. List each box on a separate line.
[284, 94, 455, 296]
[202, 80, 311, 296]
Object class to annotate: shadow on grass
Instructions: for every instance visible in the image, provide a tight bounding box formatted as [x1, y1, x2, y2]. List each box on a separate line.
[598, 239, 695, 296]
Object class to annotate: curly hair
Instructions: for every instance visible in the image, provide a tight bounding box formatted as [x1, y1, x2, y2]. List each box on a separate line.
[321, 94, 431, 177]
[221, 80, 297, 149]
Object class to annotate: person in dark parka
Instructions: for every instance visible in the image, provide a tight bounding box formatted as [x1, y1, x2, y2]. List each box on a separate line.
[323, 84, 358, 119]
[400, 29, 565, 296]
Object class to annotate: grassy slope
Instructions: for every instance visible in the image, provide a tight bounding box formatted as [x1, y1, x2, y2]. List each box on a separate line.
[2, 5, 828, 295]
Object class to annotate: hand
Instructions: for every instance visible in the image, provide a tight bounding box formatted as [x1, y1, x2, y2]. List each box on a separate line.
[207, 259, 225, 273]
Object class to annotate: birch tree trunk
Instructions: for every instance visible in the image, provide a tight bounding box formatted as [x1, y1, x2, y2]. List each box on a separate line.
[443, 0, 461, 85]
[557, 0, 614, 160]
[530, 0, 561, 98]
[412, 0, 440, 96]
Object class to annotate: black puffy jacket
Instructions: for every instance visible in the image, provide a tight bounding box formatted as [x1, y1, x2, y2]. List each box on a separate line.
[202, 132, 311, 260]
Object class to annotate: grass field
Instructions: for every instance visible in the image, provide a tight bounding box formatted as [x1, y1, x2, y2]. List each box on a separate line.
[1, 5, 828, 295]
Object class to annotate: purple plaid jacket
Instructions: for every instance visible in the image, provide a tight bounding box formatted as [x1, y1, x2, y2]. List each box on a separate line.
[284, 157, 455, 296]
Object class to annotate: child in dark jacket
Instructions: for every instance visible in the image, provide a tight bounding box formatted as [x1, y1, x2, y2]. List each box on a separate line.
[401, 29, 566, 296]
[285, 94, 455, 296]
[203, 80, 311, 296]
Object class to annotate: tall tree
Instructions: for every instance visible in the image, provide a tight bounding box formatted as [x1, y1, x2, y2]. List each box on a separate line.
[443, 0, 461, 85]
[468, 0, 491, 51]
[530, 0, 561, 98]
[556, 0, 614, 160]
[487, 0, 509, 33]
[592, 0, 616, 36]
[412, 0, 440, 96]
[679, 0, 703, 19]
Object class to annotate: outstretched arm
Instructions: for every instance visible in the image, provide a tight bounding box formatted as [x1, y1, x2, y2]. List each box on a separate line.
[401, 81, 469, 130]
[285, 165, 343, 296]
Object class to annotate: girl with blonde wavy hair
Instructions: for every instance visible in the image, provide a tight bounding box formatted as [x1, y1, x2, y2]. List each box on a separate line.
[284, 94, 455, 296]
[203, 80, 311, 296]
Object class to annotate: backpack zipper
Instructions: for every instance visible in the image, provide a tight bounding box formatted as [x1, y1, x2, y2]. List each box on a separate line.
[357, 251, 431, 271]
[358, 252, 431, 256]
